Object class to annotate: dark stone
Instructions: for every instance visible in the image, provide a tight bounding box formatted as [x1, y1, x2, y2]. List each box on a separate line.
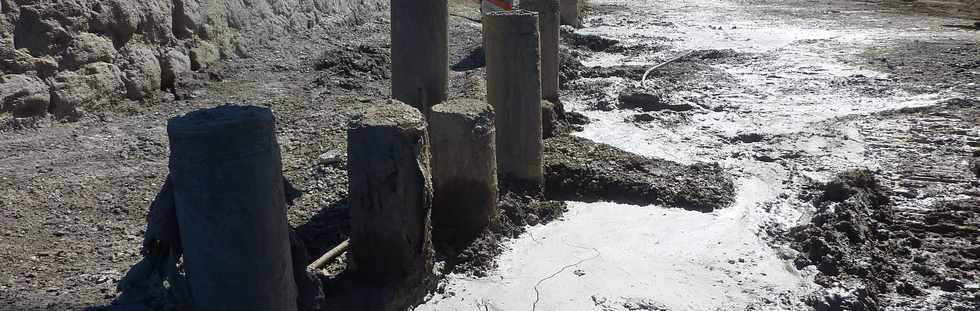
[618, 87, 694, 112]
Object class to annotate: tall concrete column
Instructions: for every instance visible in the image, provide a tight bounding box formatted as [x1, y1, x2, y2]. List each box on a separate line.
[391, 0, 448, 116]
[347, 100, 434, 282]
[559, 0, 580, 27]
[429, 99, 497, 248]
[522, 0, 560, 102]
[167, 105, 297, 311]
[484, 10, 545, 191]
[483, 10, 544, 189]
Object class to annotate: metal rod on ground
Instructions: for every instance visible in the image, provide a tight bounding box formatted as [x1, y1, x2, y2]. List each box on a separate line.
[641, 51, 695, 83]
[484, 10, 545, 192]
[429, 99, 498, 248]
[167, 105, 297, 311]
[306, 239, 350, 271]
[347, 100, 434, 282]
[391, 0, 448, 116]
[522, 0, 561, 103]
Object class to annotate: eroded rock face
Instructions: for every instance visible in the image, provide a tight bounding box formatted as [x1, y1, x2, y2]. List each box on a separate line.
[61, 32, 117, 70]
[119, 44, 161, 100]
[50, 62, 125, 119]
[159, 49, 191, 91]
[0, 0, 388, 120]
[0, 74, 50, 117]
[187, 40, 219, 71]
[87, 0, 141, 46]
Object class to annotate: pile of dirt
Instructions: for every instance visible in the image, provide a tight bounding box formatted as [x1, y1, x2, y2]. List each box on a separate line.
[789, 169, 894, 310]
[788, 169, 979, 310]
[313, 44, 391, 90]
[543, 135, 736, 212]
[560, 27, 620, 52]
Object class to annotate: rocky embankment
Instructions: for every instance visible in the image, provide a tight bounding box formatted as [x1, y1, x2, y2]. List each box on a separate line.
[0, 0, 384, 121]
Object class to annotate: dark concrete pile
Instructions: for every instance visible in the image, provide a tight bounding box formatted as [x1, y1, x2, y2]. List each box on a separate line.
[543, 135, 736, 212]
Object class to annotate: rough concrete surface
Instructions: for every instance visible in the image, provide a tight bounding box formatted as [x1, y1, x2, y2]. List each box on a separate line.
[429, 99, 497, 249]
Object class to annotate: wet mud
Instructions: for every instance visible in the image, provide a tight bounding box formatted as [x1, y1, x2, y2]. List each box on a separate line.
[788, 169, 978, 310]
[543, 135, 735, 212]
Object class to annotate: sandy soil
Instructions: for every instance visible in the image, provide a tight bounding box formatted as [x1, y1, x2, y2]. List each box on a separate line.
[1, 0, 977, 310]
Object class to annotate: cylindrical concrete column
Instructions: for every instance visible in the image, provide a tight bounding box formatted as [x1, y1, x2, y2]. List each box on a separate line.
[559, 0, 580, 27]
[484, 10, 545, 190]
[522, 0, 560, 102]
[347, 100, 434, 282]
[429, 99, 498, 248]
[391, 0, 448, 116]
[167, 105, 297, 311]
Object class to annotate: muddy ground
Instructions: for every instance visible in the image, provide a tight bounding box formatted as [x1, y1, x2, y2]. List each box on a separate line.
[1, 0, 979, 310]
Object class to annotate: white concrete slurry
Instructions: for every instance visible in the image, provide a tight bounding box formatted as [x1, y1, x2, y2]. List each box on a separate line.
[420, 178, 807, 311]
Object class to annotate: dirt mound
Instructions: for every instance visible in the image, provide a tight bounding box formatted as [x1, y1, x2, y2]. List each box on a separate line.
[560, 27, 620, 52]
[789, 169, 979, 310]
[313, 45, 391, 90]
[543, 135, 735, 212]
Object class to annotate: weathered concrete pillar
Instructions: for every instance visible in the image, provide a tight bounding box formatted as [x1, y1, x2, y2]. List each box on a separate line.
[429, 99, 497, 247]
[484, 10, 545, 190]
[559, 0, 580, 27]
[347, 100, 434, 282]
[521, 0, 560, 102]
[167, 105, 297, 311]
[391, 0, 448, 116]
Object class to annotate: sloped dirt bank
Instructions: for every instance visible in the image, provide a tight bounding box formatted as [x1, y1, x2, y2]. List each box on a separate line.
[0, 0, 386, 121]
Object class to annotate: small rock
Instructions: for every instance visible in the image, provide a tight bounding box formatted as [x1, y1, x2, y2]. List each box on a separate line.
[573, 269, 586, 276]
[732, 132, 765, 143]
[318, 151, 343, 165]
[754, 153, 777, 162]
[618, 87, 694, 112]
[938, 278, 963, 292]
[630, 113, 656, 123]
[896, 281, 924, 296]
[565, 111, 590, 125]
